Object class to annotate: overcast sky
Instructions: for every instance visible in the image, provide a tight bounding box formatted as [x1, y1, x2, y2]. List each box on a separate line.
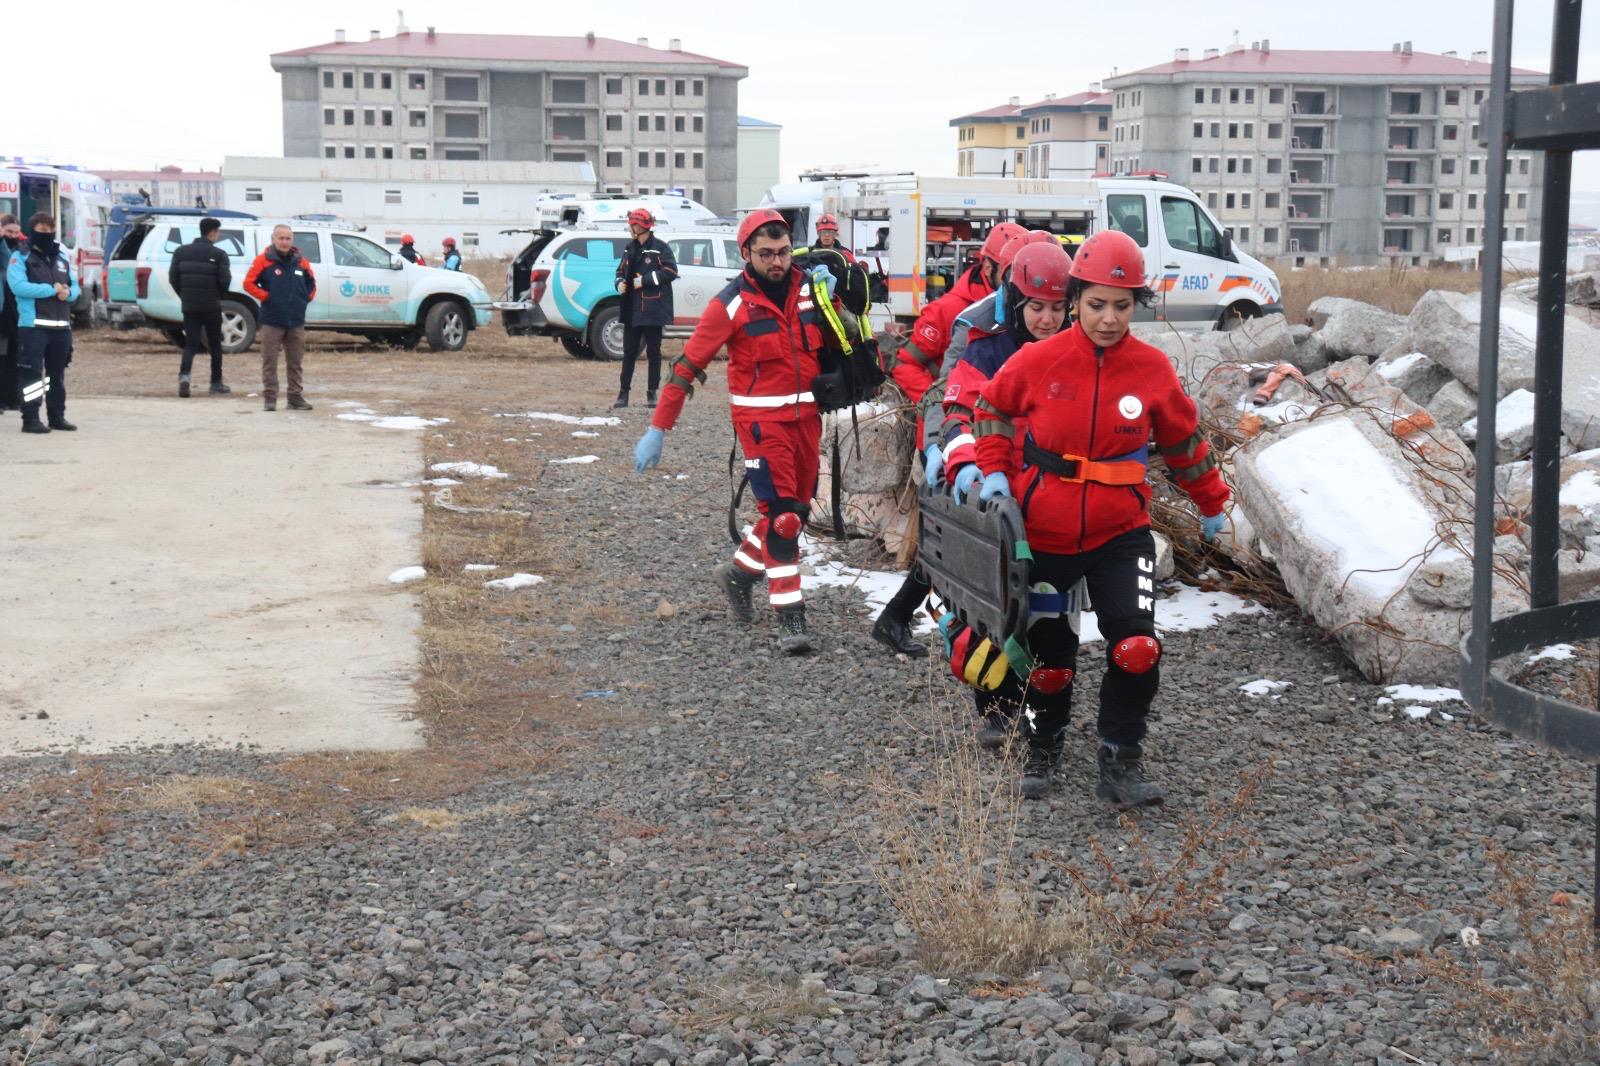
[9, 0, 1598, 192]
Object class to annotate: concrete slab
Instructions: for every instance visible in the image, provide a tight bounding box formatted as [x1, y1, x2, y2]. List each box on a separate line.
[0, 398, 424, 755]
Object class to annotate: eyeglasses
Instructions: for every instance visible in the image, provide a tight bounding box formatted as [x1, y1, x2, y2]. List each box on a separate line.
[751, 247, 793, 262]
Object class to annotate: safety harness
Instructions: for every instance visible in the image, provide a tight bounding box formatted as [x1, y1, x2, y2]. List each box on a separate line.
[1021, 437, 1149, 485]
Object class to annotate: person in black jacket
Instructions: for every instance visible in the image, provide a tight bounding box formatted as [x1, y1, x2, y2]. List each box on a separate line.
[0, 214, 20, 410]
[612, 208, 677, 408]
[168, 218, 234, 397]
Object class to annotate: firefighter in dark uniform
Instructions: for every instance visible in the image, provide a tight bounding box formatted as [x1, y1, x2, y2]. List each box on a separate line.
[613, 208, 679, 409]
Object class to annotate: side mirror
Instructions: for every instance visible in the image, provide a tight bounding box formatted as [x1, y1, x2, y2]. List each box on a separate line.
[390, 254, 405, 270]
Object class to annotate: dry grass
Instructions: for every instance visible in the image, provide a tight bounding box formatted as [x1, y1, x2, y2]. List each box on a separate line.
[1397, 846, 1598, 1060]
[381, 806, 464, 831]
[140, 775, 257, 817]
[861, 692, 1100, 977]
[680, 975, 834, 1034]
[1270, 259, 1529, 324]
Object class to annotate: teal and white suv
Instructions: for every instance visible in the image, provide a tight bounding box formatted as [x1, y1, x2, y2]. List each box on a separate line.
[497, 226, 741, 360]
[107, 218, 493, 352]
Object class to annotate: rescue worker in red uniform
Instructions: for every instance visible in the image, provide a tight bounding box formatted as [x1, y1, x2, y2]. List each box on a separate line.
[634, 209, 843, 655]
[940, 240, 1073, 746]
[811, 214, 856, 263]
[871, 221, 1027, 657]
[971, 230, 1231, 807]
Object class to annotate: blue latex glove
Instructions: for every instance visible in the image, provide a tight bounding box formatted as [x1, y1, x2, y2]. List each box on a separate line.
[923, 443, 944, 487]
[808, 264, 834, 291]
[952, 463, 981, 503]
[634, 427, 664, 473]
[978, 471, 1011, 501]
[1201, 512, 1226, 542]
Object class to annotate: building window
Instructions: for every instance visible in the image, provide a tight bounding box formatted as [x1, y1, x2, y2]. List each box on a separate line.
[675, 115, 686, 132]
[245, 187, 263, 202]
[444, 76, 479, 102]
[638, 114, 649, 132]
[410, 147, 427, 159]
[1226, 193, 1236, 208]
[1243, 157, 1253, 174]
[1241, 192, 1252, 208]
[1468, 193, 1479, 209]
[1193, 122, 1204, 138]
[1098, 115, 1108, 131]
[1245, 88, 1255, 104]
[1470, 158, 1482, 175]
[638, 78, 649, 95]
[1228, 122, 1238, 138]
[638, 151, 649, 167]
[549, 115, 583, 140]
[342, 71, 354, 89]
[1467, 227, 1477, 241]
[1442, 157, 1456, 174]
[323, 70, 334, 88]
[1266, 157, 1282, 174]
[1265, 192, 1280, 208]
[462, 233, 479, 247]
[1192, 157, 1203, 174]
[326, 188, 343, 203]
[693, 115, 704, 133]
[1230, 88, 1240, 103]
[1243, 122, 1254, 138]
[606, 77, 623, 95]
[1517, 192, 1527, 208]
[655, 79, 666, 95]
[324, 145, 336, 158]
[674, 151, 685, 168]
[382, 146, 394, 159]
[409, 110, 427, 128]
[1471, 123, 1481, 140]
[444, 113, 482, 138]
[384, 189, 402, 204]
[343, 109, 355, 125]
[654, 151, 666, 168]
[363, 71, 375, 89]
[382, 72, 392, 90]
[551, 78, 586, 103]
[364, 108, 376, 126]
[1438, 228, 1453, 243]
[1474, 89, 1485, 105]
[364, 146, 376, 159]
[605, 150, 623, 167]
[1207, 192, 1219, 208]
[443, 149, 481, 160]
[1208, 157, 1219, 173]
[1267, 122, 1282, 139]
[1269, 88, 1284, 105]
[1226, 157, 1237, 174]
[324, 107, 335, 125]
[1446, 89, 1461, 106]
[1519, 157, 1531, 175]
[655, 114, 666, 131]
[1194, 88, 1205, 104]
[693, 80, 704, 95]
[1210, 122, 1221, 138]
[692, 186, 704, 201]
[1516, 225, 1526, 240]
[1444, 124, 1458, 140]
[408, 72, 426, 91]
[1440, 192, 1454, 208]
[675, 79, 686, 96]
[1263, 226, 1278, 243]
[693, 151, 704, 168]
[343, 146, 355, 159]
[606, 113, 623, 131]
[1238, 226, 1250, 242]
[461, 190, 480, 205]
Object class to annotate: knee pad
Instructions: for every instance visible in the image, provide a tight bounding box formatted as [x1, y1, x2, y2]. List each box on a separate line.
[1029, 666, 1075, 694]
[766, 498, 808, 560]
[1110, 634, 1161, 675]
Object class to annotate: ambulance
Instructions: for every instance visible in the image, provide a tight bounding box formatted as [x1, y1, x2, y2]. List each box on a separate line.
[755, 173, 1283, 330]
[0, 160, 112, 323]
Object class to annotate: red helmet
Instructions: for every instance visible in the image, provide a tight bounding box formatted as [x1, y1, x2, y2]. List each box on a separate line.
[401, 234, 415, 244]
[816, 213, 840, 232]
[737, 208, 789, 249]
[442, 236, 457, 248]
[1070, 230, 1146, 288]
[979, 221, 1028, 262]
[627, 207, 655, 228]
[996, 229, 1056, 280]
[1009, 242, 1072, 301]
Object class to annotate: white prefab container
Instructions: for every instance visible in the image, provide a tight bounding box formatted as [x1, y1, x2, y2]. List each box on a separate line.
[221, 156, 597, 258]
[757, 173, 1284, 329]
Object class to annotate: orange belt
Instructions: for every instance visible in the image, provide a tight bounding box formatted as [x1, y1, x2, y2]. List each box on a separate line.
[1023, 439, 1147, 486]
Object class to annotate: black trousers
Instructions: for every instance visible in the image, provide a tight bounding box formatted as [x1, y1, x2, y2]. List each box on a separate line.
[18, 327, 70, 424]
[884, 564, 932, 625]
[619, 324, 663, 395]
[0, 320, 17, 406]
[180, 310, 224, 381]
[1006, 527, 1160, 747]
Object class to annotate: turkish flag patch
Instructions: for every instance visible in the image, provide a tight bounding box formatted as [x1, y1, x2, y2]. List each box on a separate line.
[918, 323, 939, 343]
[944, 383, 961, 401]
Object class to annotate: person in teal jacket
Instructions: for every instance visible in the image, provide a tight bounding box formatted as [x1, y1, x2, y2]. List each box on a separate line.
[7, 212, 79, 433]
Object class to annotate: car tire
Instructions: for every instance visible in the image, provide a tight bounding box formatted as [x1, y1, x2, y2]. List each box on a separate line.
[586, 303, 624, 361]
[160, 325, 186, 349]
[424, 301, 469, 352]
[1216, 301, 1261, 332]
[219, 299, 257, 353]
[559, 333, 595, 359]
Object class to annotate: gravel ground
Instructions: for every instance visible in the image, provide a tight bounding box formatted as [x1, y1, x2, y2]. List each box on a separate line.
[3, 348, 1597, 1066]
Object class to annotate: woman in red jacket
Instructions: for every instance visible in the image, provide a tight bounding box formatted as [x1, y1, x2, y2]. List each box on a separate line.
[971, 230, 1230, 807]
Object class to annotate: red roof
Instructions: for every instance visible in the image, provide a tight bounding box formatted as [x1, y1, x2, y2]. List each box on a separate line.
[1115, 48, 1543, 79]
[953, 90, 1109, 124]
[273, 32, 744, 70]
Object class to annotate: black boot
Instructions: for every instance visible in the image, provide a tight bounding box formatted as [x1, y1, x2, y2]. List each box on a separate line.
[1096, 742, 1164, 810]
[47, 418, 76, 431]
[209, 381, 231, 394]
[612, 391, 629, 409]
[976, 711, 1014, 750]
[178, 373, 191, 397]
[1020, 741, 1061, 800]
[871, 613, 927, 658]
[645, 390, 657, 407]
[21, 418, 49, 434]
[776, 605, 814, 656]
[712, 562, 756, 624]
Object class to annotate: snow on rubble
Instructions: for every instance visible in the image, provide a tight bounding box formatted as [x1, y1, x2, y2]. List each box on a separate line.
[430, 462, 508, 480]
[500, 411, 621, 427]
[549, 455, 600, 465]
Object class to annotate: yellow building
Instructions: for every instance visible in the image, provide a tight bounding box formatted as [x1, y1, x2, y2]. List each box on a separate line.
[950, 98, 1026, 177]
[952, 88, 1112, 179]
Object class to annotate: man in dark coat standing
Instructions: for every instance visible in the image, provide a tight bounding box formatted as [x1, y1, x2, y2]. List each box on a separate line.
[168, 217, 233, 396]
[612, 208, 677, 408]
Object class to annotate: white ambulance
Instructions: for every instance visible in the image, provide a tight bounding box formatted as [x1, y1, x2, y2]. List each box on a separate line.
[0, 161, 112, 323]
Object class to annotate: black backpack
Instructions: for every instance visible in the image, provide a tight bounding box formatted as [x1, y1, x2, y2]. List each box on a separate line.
[793, 247, 870, 317]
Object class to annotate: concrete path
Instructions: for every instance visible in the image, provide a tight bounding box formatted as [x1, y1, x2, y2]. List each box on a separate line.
[0, 397, 424, 755]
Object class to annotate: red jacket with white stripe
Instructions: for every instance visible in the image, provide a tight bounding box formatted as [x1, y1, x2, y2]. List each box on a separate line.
[652, 266, 836, 431]
[891, 266, 992, 404]
[973, 322, 1230, 554]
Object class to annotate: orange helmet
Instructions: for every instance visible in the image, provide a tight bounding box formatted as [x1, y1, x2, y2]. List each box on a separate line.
[979, 221, 1028, 262]
[627, 208, 655, 228]
[816, 213, 840, 232]
[401, 234, 415, 244]
[442, 236, 457, 248]
[1070, 230, 1146, 288]
[737, 208, 789, 249]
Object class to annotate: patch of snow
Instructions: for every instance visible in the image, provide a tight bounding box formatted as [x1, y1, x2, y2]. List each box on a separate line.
[571, 431, 601, 438]
[1376, 696, 1394, 706]
[364, 416, 447, 430]
[1462, 388, 1536, 441]
[1375, 352, 1427, 380]
[1562, 470, 1600, 511]
[1528, 643, 1576, 664]
[430, 462, 508, 479]
[463, 564, 497, 572]
[1440, 711, 1457, 721]
[1384, 684, 1463, 704]
[485, 573, 544, 591]
[421, 477, 461, 486]
[1247, 398, 1314, 425]
[333, 401, 366, 409]
[1255, 420, 1436, 598]
[675, 473, 689, 480]
[504, 411, 621, 427]
[337, 413, 378, 423]
[1240, 679, 1293, 697]
[1463, 299, 1541, 344]
[387, 566, 426, 584]
[549, 455, 599, 465]
[1402, 705, 1432, 719]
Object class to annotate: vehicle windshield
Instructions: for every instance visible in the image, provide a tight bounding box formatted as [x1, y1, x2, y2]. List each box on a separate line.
[333, 233, 395, 269]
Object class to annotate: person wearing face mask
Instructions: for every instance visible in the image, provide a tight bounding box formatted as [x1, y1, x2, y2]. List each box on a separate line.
[0, 214, 21, 411]
[971, 230, 1231, 807]
[632, 209, 845, 655]
[6, 213, 79, 433]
